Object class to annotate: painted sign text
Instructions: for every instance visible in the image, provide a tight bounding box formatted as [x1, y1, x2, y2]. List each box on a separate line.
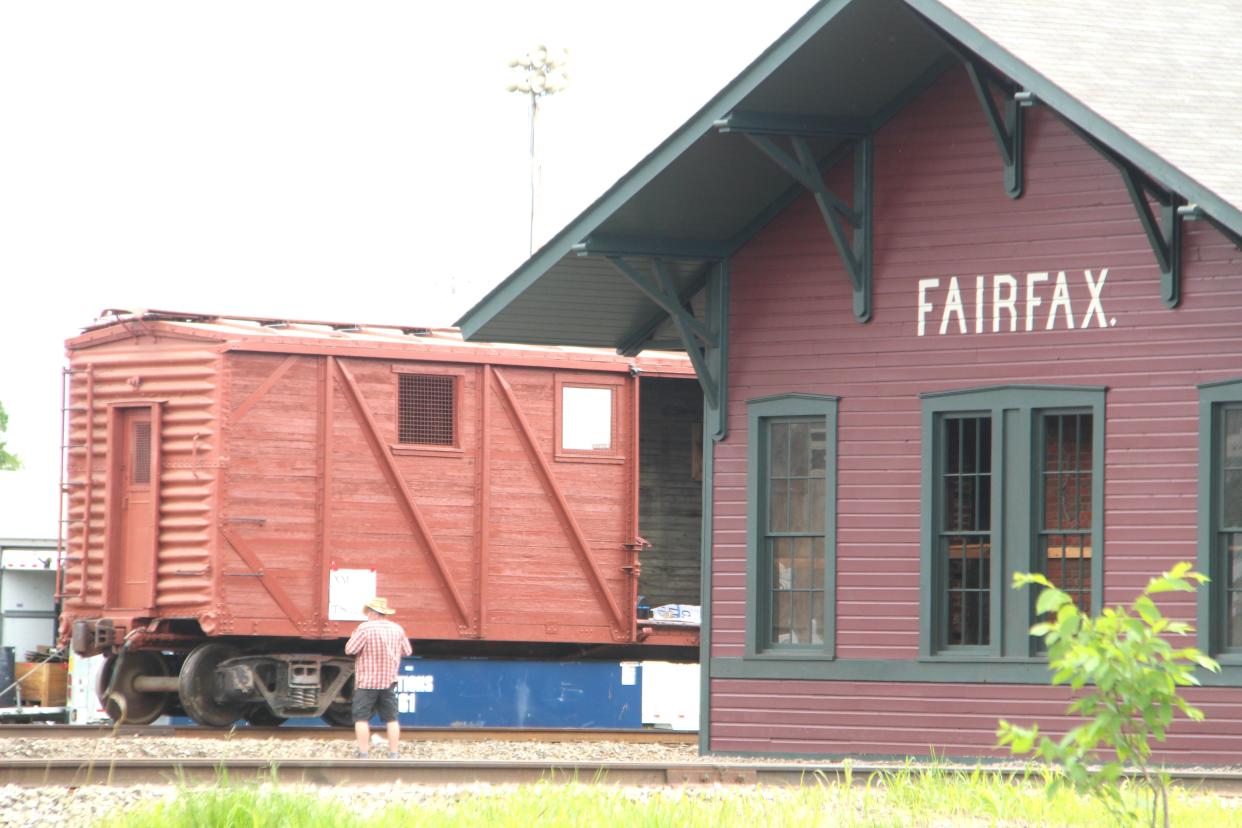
[916, 269, 1114, 336]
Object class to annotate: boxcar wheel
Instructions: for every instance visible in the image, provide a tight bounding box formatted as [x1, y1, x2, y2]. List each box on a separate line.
[178, 642, 248, 727]
[97, 651, 169, 725]
[321, 701, 354, 728]
[245, 704, 288, 727]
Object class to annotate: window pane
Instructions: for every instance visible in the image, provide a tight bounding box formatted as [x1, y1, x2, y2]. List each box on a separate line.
[770, 423, 790, 478]
[769, 479, 789, 532]
[771, 538, 793, 589]
[809, 426, 827, 478]
[793, 592, 811, 643]
[772, 592, 792, 644]
[809, 478, 826, 532]
[562, 386, 612, 450]
[1041, 413, 1093, 609]
[1227, 535, 1242, 648]
[811, 592, 825, 644]
[789, 422, 810, 477]
[793, 537, 813, 589]
[1225, 470, 1242, 529]
[788, 478, 810, 531]
[1225, 408, 1242, 462]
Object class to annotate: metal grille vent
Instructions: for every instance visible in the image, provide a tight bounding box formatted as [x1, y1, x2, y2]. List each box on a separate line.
[132, 421, 152, 484]
[399, 374, 455, 445]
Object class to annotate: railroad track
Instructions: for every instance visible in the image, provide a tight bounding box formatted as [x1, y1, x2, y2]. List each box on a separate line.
[0, 724, 697, 743]
[1, 757, 1241, 794]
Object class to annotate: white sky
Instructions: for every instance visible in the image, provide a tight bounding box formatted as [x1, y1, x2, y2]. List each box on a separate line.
[0, 1, 814, 538]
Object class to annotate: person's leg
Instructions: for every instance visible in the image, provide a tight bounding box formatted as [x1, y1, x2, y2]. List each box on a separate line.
[376, 686, 401, 757]
[386, 720, 400, 754]
[351, 688, 377, 756]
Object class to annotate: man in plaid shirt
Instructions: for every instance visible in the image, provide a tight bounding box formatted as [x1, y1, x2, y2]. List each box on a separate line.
[345, 596, 412, 758]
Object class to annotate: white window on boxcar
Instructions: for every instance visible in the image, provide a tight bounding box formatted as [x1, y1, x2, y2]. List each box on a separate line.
[561, 385, 613, 451]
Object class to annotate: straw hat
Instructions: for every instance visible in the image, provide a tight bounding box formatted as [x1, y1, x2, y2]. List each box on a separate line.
[362, 597, 395, 615]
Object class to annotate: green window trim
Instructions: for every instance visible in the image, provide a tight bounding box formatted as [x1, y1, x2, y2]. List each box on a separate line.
[744, 393, 839, 661]
[919, 385, 1106, 661]
[1197, 377, 1242, 664]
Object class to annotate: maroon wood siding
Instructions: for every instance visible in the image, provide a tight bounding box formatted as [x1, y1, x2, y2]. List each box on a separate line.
[711, 68, 1242, 759]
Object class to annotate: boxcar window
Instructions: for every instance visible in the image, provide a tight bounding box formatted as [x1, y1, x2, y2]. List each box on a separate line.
[921, 386, 1104, 660]
[398, 374, 455, 446]
[744, 394, 838, 660]
[562, 386, 612, 451]
[1198, 379, 1242, 660]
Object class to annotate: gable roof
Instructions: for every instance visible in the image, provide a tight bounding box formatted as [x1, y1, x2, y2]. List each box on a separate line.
[456, 0, 1242, 351]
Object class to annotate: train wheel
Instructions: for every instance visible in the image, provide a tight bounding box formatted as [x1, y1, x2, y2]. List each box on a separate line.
[321, 701, 354, 728]
[178, 642, 247, 727]
[97, 651, 168, 725]
[245, 704, 288, 727]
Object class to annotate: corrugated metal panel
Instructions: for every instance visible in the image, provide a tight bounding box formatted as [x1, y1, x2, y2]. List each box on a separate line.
[711, 69, 1242, 760]
[61, 337, 221, 616]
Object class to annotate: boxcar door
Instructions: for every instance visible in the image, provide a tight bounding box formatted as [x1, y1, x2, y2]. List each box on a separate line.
[112, 407, 157, 609]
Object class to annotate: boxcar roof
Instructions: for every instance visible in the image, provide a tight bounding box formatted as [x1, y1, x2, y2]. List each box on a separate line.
[455, 0, 1242, 351]
[65, 308, 694, 376]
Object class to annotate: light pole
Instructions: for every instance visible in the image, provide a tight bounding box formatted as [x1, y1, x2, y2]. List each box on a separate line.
[507, 46, 569, 256]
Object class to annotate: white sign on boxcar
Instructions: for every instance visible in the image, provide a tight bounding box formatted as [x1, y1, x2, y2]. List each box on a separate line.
[328, 568, 376, 621]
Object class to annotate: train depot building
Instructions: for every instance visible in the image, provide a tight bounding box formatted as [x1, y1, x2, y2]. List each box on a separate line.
[457, 0, 1242, 762]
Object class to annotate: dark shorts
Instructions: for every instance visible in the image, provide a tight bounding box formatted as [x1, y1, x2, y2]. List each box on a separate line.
[351, 683, 399, 723]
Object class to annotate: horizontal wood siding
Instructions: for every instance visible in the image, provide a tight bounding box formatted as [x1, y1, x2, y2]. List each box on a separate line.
[710, 679, 1242, 764]
[711, 67, 1242, 759]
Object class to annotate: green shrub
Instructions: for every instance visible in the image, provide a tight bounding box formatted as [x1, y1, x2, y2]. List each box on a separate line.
[998, 562, 1220, 827]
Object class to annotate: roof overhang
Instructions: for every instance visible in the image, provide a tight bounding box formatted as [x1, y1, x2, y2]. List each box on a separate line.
[456, 0, 1242, 352]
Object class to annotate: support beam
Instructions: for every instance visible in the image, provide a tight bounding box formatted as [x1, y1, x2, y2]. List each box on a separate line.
[573, 235, 729, 261]
[732, 131, 873, 322]
[963, 60, 1024, 199]
[1060, 116, 1184, 309]
[607, 256, 719, 410]
[714, 110, 870, 138]
[618, 262, 712, 357]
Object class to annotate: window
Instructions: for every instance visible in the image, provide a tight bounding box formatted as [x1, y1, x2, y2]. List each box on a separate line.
[562, 386, 612, 450]
[554, 374, 624, 462]
[398, 373, 456, 446]
[1197, 378, 1242, 660]
[921, 386, 1104, 659]
[745, 394, 838, 658]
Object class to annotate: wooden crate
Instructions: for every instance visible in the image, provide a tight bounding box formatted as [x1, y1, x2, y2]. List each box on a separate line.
[15, 662, 67, 707]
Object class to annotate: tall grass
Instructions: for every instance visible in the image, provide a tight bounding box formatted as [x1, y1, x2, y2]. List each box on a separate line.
[101, 765, 1240, 827]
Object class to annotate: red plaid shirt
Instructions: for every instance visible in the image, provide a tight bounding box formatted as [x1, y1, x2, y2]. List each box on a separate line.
[344, 619, 412, 689]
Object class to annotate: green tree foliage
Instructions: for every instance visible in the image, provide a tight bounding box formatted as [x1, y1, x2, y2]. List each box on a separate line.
[0, 400, 19, 470]
[998, 563, 1220, 827]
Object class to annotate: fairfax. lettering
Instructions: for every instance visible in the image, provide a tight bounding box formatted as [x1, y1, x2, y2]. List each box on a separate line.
[916, 269, 1113, 336]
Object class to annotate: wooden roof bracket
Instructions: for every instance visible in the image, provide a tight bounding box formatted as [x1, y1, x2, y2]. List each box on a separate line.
[1061, 117, 1185, 309]
[605, 256, 720, 412]
[962, 59, 1025, 199]
[716, 113, 873, 322]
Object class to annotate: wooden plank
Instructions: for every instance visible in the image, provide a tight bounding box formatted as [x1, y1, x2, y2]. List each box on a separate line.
[332, 358, 472, 628]
[219, 525, 308, 629]
[490, 368, 629, 635]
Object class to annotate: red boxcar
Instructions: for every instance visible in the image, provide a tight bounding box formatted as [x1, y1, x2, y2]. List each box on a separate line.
[59, 310, 702, 725]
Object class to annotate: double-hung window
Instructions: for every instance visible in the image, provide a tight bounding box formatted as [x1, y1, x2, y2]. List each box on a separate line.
[745, 394, 838, 658]
[920, 386, 1105, 659]
[1197, 378, 1242, 660]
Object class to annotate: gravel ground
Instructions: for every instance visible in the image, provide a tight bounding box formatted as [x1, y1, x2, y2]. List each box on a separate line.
[1, 733, 707, 763]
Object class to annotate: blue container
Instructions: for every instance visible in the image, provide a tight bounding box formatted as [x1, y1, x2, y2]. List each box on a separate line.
[391, 658, 640, 728]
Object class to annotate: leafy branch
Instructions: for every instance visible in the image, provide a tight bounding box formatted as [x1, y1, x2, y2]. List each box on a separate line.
[998, 563, 1219, 827]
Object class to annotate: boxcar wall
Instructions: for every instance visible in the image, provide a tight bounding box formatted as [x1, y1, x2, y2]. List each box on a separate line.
[60, 321, 702, 660]
[708, 68, 1242, 763]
